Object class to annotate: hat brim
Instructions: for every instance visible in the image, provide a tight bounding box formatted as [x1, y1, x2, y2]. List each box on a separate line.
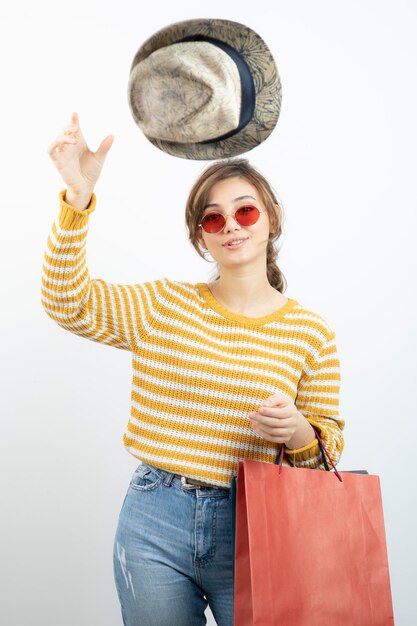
[128, 18, 282, 160]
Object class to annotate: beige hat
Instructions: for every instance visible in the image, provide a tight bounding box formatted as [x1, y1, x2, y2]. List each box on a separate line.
[128, 18, 282, 160]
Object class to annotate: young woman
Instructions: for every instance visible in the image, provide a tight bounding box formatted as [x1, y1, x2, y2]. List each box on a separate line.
[43, 112, 345, 626]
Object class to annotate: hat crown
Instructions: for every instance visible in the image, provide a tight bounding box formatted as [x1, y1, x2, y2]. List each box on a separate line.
[128, 42, 242, 143]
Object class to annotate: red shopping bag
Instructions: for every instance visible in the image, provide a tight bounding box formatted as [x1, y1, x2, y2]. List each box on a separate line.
[233, 431, 395, 625]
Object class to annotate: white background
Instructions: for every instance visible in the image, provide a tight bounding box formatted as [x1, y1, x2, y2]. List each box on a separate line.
[1, 1, 416, 624]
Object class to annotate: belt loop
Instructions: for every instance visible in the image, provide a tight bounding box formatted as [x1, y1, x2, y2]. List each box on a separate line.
[162, 470, 175, 487]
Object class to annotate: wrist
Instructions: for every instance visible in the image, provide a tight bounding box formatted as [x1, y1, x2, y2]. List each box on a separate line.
[64, 188, 93, 211]
[286, 412, 315, 449]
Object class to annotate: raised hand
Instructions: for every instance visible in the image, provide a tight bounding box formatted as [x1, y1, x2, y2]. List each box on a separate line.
[48, 112, 114, 210]
[248, 391, 317, 450]
[248, 392, 302, 445]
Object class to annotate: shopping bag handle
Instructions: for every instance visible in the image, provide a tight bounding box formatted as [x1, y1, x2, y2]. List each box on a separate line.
[276, 426, 343, 482]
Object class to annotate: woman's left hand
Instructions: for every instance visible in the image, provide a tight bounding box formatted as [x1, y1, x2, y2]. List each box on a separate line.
[248, 393, 302, 445]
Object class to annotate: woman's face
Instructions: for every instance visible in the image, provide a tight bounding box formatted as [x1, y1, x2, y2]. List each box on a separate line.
[197, 176, 274, 269]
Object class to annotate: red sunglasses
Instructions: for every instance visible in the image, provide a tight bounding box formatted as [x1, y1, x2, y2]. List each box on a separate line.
[198, 205, 262, 234]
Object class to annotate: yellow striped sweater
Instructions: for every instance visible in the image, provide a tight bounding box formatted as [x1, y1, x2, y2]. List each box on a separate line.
[41, 190, 345, 487]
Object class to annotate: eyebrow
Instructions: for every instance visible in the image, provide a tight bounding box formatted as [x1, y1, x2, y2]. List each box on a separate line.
[203, 195, 257, 210]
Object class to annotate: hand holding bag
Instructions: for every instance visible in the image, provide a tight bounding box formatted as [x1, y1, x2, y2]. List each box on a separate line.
[231, 428, 395, 625]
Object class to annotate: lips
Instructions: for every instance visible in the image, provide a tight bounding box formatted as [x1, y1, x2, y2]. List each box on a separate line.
[223, 237, 249, 247]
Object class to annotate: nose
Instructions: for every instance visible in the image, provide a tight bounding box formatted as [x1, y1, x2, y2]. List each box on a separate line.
[223, 213, 242, 232]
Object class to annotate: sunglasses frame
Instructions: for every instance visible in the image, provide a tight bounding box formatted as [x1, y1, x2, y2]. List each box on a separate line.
[198, 205, 263, 234]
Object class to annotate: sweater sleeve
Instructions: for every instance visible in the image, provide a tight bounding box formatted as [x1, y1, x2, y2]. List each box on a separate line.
[285, 331, 345, 469]
[41, 190, 156, 351]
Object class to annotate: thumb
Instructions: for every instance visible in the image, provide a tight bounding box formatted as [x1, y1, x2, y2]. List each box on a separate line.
[95, 134, 115, 162]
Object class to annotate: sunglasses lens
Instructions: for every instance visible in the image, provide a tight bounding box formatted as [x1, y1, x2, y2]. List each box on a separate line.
[200, 206, 260, 233]
[201, 213, 225, 233]
[235, 206, 260, 226]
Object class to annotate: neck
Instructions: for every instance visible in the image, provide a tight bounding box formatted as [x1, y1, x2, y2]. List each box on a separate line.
[209, 266, 276, 311]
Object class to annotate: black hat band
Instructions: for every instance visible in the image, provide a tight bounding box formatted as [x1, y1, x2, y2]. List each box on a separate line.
[176, 34, 256, 144]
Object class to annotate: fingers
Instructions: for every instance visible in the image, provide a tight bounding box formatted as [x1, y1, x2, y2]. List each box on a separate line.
[48, 134, 77, 157]
[63, 124, 78, 136]
[70, 111, 79, 128]
[250, 406, 289, 420]
[250, 413, 295, 441]
[253, 425, 294, 443]
[48, 113, 80, 158]
[250, 414, 290, 428]
[250, 416, 294, 437]
[63, 112, 80, 137]
[262, 392, 289, 407]
[56, 133, 77, 145]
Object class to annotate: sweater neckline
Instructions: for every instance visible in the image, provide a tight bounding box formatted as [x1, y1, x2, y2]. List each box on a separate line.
[196, 282, 298, 326]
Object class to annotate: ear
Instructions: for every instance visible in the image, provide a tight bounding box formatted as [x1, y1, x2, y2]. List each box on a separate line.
[274, 203, 282, 221]
[270, 203, 282, 235]
[196, 231, 207, 250]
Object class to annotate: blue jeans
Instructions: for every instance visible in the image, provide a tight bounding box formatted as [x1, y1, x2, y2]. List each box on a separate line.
[113, 462, 234, 626]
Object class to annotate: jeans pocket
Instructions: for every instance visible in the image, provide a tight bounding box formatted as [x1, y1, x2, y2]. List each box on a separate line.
[129, 463, 163, 492]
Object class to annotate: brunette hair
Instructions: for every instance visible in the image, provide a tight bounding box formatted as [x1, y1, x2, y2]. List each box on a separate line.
[185, 158, 287, 293]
